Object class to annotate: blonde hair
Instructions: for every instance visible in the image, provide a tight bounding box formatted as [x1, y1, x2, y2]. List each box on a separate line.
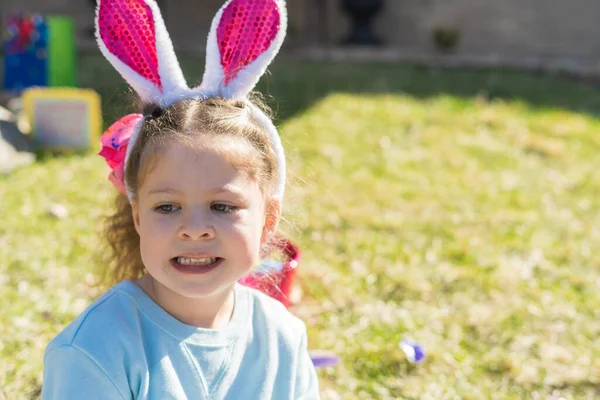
[101, 97, 278, 285]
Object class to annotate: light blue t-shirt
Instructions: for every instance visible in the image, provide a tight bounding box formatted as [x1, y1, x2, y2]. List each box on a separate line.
[42, 281, 319, 399]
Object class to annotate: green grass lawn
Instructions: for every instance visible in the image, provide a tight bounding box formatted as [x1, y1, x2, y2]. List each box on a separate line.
[2, 54, 600, 399]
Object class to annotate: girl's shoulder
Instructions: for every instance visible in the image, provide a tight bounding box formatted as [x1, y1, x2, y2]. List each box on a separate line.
[45, 281, 147, 357]
[241, 285, 308, 342]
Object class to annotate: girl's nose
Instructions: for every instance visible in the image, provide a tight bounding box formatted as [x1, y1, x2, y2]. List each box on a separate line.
[178, 210, 215, 240]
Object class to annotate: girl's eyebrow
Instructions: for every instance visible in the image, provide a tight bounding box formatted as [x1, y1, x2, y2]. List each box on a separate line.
[208, 185, 246, 197]
[147, 185, 246, 197]
[147, 188, 182, 196]
[210, 185, 247, 199]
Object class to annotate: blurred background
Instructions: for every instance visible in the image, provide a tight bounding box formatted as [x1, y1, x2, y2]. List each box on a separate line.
[1, 1, 599, 399]
[2, 0, 600, 72]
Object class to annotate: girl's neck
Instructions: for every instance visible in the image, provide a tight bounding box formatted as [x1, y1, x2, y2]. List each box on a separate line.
[136, 275, 235, 329]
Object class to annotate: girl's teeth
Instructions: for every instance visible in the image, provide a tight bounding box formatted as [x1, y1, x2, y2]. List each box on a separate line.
[177, 257, 217, 266]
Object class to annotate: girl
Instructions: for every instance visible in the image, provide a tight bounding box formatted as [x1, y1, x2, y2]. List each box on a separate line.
[42, 0, 320, 399]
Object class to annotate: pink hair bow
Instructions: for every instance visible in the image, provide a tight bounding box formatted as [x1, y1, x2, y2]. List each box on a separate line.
[98, 114, 144, 194]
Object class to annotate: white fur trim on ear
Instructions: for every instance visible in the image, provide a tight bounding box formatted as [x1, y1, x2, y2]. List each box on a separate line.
[161, 88, 209, 109]
[146, 0, 188, 100]
[96, 35, 163, 104]
[123, 117, 146, 200]
[198, 0, 288, 100]
[197, 0, 227, 98]
[95, 0, 187, 106]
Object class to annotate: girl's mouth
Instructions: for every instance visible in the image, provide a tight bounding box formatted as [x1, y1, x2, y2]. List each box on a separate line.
[170, 257, 224, 274]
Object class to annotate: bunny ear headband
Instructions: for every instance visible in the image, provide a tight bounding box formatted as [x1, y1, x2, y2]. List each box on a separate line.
[96, 0, 287, 199]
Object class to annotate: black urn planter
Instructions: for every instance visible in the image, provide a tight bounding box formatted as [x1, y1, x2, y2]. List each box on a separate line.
[341, 0, 384, 46]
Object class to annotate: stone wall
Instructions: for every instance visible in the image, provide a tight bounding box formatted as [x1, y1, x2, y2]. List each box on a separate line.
[302, 0, 600, 67]
[1, 0, 599, 70]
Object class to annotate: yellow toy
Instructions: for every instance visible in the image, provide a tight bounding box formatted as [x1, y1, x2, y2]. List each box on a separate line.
[22, 87, 101, 151]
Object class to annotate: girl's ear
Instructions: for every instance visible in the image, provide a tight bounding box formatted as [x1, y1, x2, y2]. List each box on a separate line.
[131, 200, 142, 235]
[96, 0, 188, 105]
[261, 196, 281, 246]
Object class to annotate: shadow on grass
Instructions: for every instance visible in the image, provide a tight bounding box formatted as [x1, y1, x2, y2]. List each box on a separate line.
[74, 51, 600, 128]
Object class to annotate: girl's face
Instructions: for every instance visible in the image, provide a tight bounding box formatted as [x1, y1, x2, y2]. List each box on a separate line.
[132, 140, 279, 301]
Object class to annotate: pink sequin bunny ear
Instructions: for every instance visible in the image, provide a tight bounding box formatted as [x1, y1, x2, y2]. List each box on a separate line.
[198, 0, 288, 99]
[95, 0, 188, 105]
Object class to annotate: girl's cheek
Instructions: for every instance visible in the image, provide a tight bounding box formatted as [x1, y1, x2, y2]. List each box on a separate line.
[142, 211, 174, 232]
[232, 224, 259, 244]
[155, 216, 178, 232]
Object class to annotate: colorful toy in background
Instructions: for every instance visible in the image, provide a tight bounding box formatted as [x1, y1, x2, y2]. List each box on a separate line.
[22, 88, 102, 151]
[308, 350, 341, 368]
[239, 236, 301, 308]
[2, 14, 47, 91]
[399, 339, 427, 364]
[2, 14, 77, 92]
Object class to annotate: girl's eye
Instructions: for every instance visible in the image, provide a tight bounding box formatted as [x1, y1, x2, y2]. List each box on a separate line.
[211, 203, 239, 214]
[154, 204, 180, 214]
